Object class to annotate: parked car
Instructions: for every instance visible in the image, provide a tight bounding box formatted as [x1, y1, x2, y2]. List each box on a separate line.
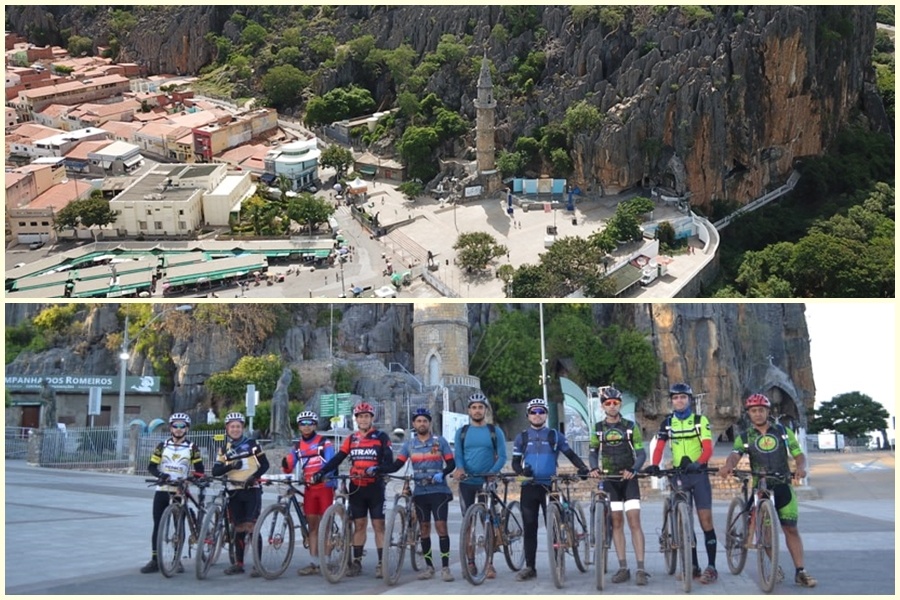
[373, 285, 398, 298]
[28, 241, 44, 250]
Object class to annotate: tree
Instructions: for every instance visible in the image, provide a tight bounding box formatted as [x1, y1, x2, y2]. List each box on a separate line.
[453, 232, 507, 272]
[563, 100, 603, 136]
[397, 91, 420, 122]
[808, 392, 890, 438]
[240, 22, 268, 49]
[496, 150, 526, 178]
[262, 65, 308, 111]
[206, 354, 301, 405]
[274, 46, 301, 67]
[53, 197, 117, 232]
[510, 263, 549, 297]
[286, 194, 335, 236]
[319, 145, 354, 178]
[304, 85, 375, 126]
[397, 126, 439, 181]
[656, 220, 676, 248]
[536, 236, 606, 297]
[397, 181, 423, 200]
[67, 35, 93, 57]
[433, 108, 468, 141]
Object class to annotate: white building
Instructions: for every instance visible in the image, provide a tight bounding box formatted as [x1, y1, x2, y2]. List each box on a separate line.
[87, 140, 143, 176]
[31, 127, 110, 158]
[263, 138, 321, 190]
[202, 173, 254, 227]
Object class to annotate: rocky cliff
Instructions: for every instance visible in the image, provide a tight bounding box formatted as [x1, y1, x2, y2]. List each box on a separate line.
[6, 303, 812, 437]
[6, 6, 879, 212]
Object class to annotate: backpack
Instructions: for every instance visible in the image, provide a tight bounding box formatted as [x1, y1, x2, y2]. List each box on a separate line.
[459, 423, 498, 460]
[520, 427, 559, 453]
[595, 418, 635, 454]
[663, 413, 704, 440]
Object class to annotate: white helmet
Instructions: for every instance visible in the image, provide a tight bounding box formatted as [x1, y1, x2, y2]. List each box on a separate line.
[526, 398, 548, 413]
[296, 410, 318, 424]
[225, 412, 245, 424]
[168, 412, 191, 426]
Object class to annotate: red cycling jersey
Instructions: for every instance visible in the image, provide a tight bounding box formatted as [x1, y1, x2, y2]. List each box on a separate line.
[340, 429, 392, 486]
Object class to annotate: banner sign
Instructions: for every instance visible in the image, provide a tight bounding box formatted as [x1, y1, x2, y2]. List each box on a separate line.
[4, 374, 160, 393]
[320, 392, 353, 417]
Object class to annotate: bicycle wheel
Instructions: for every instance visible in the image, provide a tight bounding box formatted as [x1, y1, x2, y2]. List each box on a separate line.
[383, 504, 408, 585]
[319, 504, 351, 584]
[459, 503, 491, 586]
[157, 504, 185, 578]
[252, 503, 295, 580]
[725, 496, 749, 575]
[756, 498, 780, 593]
[661, 498, 677, 575]
[196, 503, 225, 580]
[546, 502, 566, 589]
[407, 508, 423, 572]
[502, 500, 525, 571]
[570, 501, 589, 573]
[676, 502, 692, 593]
[593, 501, 608, 591]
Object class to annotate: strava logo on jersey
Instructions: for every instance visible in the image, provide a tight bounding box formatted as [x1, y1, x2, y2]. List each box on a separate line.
[350, 447, 380, 460]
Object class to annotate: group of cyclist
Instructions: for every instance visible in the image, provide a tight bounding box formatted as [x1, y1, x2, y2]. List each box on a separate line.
[141, 382, 815, 588]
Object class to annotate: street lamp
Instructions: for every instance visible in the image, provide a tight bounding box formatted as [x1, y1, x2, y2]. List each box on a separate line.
[116, 304, 192, 458]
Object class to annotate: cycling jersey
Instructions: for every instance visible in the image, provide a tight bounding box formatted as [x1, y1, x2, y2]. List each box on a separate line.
[453, 422, 507, 486]
[339, 429, 392, 486]
[283, 433, 336, 488]
[214, 435, 267, 490]
[512, 426, 573, 486]
[653, 412, 712, 466]
[149, 438, 203, 492]
[589, 418, 644, 473]
[731, 424, 802, 481]
[396, 433, 454, 496]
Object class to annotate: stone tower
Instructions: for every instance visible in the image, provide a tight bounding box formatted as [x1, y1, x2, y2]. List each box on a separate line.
[473, 53, 497, 177]
[413, 303, 469, 387]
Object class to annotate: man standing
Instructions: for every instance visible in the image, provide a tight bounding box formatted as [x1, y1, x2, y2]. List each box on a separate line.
[452, 392, 507, 579]
[313, 402, 393, 578]
[378, 407, 457, 582]
[719, 394, 816, 587]
[281, 410, 335, 576]
[645, 382, 718, 584]
[212, 412, 269, 576]
[511, 398, 590, 582]
[141, 412, 204, 574]
[587, 388, 649, 586]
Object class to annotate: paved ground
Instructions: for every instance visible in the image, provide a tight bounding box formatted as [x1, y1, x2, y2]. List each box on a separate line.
[4, 450, 893, 595]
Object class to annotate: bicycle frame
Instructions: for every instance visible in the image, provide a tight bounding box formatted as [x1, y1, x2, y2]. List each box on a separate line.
[195, 476, 237, 580]
[545, 474, 590, 589]
[382, 474, 424, 585]
[146, 475, 211, 577]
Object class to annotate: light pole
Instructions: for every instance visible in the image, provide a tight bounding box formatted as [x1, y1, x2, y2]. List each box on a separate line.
[116, 304, 192, 458]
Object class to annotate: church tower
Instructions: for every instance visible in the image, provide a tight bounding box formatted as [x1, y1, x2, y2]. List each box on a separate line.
[413, 303, 469, 388]
[473, 53, 497, 176]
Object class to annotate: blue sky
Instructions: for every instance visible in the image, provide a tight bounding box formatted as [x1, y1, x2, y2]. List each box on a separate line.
[804, 302, 896, 430]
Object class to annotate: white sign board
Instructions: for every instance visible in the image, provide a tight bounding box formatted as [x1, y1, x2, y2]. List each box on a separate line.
[464, 185, 482, 198]
[443, 411, 470, 445]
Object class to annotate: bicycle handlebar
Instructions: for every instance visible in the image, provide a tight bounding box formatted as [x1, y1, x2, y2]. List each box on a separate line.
[652, 466, 719, 476]
[731, 469, 793, 479]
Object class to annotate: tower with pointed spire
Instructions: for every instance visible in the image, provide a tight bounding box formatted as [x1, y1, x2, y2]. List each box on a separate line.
[473, 53, 497, 178]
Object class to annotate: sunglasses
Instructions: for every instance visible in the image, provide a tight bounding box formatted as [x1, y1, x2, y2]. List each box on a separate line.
[171, 423, 188, 430]
[528, 408, 548, 415]
[603, 400, 622, 407]
[298, 420, 316, 427]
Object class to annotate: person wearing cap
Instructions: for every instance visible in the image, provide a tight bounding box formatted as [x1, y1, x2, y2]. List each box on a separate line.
[212, 412, 269, 576]
[377, 407, 457, 582]
[313, 402, 393, 578]
[141, 412, 204, 574]
[511, 397, 590, 582]
[719, 394, 816, 588]
[588, 387, 649, 586]
[452, 391, 507, 579]
[281, 411, 335, 576]
[644, 382, 717, 584]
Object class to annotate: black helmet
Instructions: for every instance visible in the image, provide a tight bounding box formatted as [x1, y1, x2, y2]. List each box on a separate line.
[600, 387, 622, 401]
[668, 383, 693, 399]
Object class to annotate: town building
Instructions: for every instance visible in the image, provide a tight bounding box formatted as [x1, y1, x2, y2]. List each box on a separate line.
[12, 74, 130, 119]
[8, 179, 91, 246]
[193, 108, 278, 163]
[29, 127, 111, 159]
[202, 172, 255, 227]
[353, 151, 405, 182]
[263, 138, 321, 190]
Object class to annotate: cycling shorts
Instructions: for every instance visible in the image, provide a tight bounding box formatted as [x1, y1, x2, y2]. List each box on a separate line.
[601, 477, 641, 510]
[228, 487, 262, 525]
[349, 481, 386, 520]
[304, 484, 335, 517]
[772, 483, 798, 526]
[676, 472, 712, 510]
[413, 493, 453, 523]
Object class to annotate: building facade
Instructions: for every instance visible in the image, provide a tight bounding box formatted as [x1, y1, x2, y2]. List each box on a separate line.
[264, 138, 321, 190]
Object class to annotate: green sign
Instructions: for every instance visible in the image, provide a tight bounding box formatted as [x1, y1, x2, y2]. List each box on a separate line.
[4, 374, 161, 393]
[320, 393, 353, 417]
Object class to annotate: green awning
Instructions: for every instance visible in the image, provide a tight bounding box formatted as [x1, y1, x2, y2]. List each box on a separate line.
[313, 250, 331, 258]
[358, 166, 377, 175]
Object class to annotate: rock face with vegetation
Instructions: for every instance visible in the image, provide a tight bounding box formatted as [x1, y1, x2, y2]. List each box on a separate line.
[7, 303, 812, 437]
[7, 6, 881, 213]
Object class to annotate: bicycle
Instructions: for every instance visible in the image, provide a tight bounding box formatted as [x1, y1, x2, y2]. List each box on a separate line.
[588, 472, 648, 591]
[195, 475, 237, 580]
[724, 469, 787, 593]
[145, 474, 211, 578]
[545, 473, 590, 589]
[458, 472, 525, 586]
[381, 473, 426, 585]
[656, 466, 718, 593]
[251, 474, 311, 580]
[317, 474, 358, 584]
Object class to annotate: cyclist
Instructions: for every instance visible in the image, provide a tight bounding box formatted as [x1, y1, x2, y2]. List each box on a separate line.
[718, 393, 817, 588]
[644, 382, 718, 584]
[511, 398, 590, 582]
[212, 411, 270, 576]
[452, 391, 507, 579]
[281, 410, 335, 576]
[312, 402, 393, 578]
[376, 407, 457, 582]
[587, 387, 649, 586]
[141, 412, 205, 574]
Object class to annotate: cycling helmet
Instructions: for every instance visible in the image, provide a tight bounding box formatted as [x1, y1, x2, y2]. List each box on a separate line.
[353, 402, 375, 417]
[668, 382, 693, 399]
[413, 407, 432, 421]
[468, 392, 490, 407]
[168, 412, 191, 426]
[296, 410, 318, 424]
[526, 398, 548, 413]
[224, 412, 245, 424]
[600, 387, 622, 402]
[745, 393, 771, 409]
